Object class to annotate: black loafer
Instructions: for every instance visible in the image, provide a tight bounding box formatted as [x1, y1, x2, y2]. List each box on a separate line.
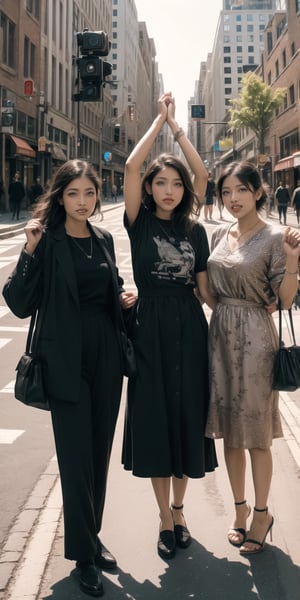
[95, 538, 117, 571]
[157, 530, 176, 559]
[174, 524, 192, 548]
[77, 560, 104, 597]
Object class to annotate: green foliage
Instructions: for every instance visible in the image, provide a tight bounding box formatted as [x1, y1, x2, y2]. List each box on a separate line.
[229, 72, 286, 154]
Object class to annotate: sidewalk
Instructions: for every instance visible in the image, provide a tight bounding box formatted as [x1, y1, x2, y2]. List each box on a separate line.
[0, 197, 124, 239]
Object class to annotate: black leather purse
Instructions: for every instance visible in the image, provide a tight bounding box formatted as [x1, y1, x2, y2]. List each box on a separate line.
[15, 310, 49, 410]
[272, 302, 300, 392]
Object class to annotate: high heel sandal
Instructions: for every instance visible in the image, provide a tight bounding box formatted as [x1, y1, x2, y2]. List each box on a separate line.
[227, 500, 251, 548]
[171, 504, 191, 548]
[240, 507, 274, 555]
[157, 511, 176, 560]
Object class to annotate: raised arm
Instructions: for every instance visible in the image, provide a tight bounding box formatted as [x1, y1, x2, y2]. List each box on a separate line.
[124, 94, 169, 225]
[166, 98, 208, 200]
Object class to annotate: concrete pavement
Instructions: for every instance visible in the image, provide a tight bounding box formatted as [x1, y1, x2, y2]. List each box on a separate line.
[1, 202, 300, 599]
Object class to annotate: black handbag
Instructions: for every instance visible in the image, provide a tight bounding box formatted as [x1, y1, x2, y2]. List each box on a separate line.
[15, 309, 49, 410]
[272, 302, 300, 392]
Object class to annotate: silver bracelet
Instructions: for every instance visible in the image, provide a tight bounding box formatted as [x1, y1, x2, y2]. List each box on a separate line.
[174, 128, 185, 142]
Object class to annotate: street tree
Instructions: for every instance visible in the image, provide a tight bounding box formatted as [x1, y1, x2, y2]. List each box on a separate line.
[229, 72, 286, 155]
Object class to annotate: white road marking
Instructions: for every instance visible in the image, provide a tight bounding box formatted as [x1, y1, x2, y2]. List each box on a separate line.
[0, 429, 24, 444]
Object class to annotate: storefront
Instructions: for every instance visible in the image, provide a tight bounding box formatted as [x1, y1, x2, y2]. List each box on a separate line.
[274, 151, 300, 192]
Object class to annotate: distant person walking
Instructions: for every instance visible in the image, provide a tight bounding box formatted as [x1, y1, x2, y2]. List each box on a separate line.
[291, 180, 300, 227]
[275, 181, 290, 225]
[9, 173, 25, 220]
[29, 177, 44, 206]
[204, 172, 216, 220]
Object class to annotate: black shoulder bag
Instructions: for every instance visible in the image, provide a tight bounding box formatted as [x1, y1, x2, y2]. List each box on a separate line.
[272, 302, 300, 392]
[15, 307, 49, 410]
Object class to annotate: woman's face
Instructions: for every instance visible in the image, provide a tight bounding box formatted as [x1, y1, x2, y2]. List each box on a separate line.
[146, 166, 184, 219]
[221, 174, 261, 219]
[61, 176, 97, 224]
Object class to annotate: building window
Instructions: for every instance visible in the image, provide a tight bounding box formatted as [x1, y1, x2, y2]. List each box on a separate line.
[248, 46, 254, 52]
[235, 15, 241, 21]
[224, 77, 232, 84]
[112, 21, 117, 28]
[224, 36, 230, 43]
[247, 14, 253, 21]
[247, 25, 254, 32]
[224, 56, 231, 63]
[275, 59, 279, 77]
[267, 31, 273, 54]
[112, 32, 117, 39]
[296, 0, 300, 12]
[268, 71, 271, 85]
[113, 9, 117, 16]
[282, 48, 286, 68]
[224, 46, 231, 53]
[248, 56, 255, 64]
[224, 67, 231, 73]
[237, 66, 243, 73]
[26, 0, 40, 19]
[236, 25, 241, 32]
[236, 46, 243, 53]
[248, 35, 254, 43]
[237, 56, 243, 63]
[112, 43, 117, 49]
[290, 84, 295, 105]
[291, 41, 296, 56]
[236, 35, 242, 42]
[0, 13, 15, 68]
[225, 88, 232, 95]
[23, 36, 35, 79]
[224, 24, 230, 32]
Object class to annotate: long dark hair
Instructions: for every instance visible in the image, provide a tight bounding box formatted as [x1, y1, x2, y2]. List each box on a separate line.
[142, 153, 201, 232]
[32, 160, 101, 228]
[217, 161, 267, 210]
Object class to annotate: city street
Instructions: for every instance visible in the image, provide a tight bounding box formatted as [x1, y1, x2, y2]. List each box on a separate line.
[0, 202, 300, 600]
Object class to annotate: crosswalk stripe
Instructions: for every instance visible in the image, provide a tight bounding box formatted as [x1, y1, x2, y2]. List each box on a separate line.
[0, 429, 24, 444]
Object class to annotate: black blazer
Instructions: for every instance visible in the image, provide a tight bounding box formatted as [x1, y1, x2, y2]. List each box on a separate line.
[3, 223, 124, 403]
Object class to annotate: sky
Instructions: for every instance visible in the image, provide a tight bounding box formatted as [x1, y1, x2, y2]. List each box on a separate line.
[134, 0, 223, 130]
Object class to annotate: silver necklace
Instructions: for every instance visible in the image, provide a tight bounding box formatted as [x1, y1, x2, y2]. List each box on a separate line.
[235, 220, 261, 241]
[70, 235, 93, 259]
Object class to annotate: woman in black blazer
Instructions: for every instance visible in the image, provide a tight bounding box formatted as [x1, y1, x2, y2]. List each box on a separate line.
[3, 160, 135, 597]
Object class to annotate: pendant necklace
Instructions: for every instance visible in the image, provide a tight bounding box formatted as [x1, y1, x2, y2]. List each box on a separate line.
[70, 235, 93, 259]
[235, 220, 261, 242]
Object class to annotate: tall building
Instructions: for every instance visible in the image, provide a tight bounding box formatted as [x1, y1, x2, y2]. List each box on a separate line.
[200, 0, 277, 162]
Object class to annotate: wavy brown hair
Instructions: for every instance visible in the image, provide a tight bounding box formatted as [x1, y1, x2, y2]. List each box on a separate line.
[32, 160, 101, 229]
[142, 153, 201, 232]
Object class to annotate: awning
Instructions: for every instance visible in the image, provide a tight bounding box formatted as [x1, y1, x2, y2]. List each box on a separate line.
[274, 153, 299, 172]
[50, 142, 67, 162]
[10, 135, 36, 158]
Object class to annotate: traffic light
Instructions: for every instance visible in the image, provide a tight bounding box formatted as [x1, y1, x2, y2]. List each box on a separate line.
[73, 29, 112, 102]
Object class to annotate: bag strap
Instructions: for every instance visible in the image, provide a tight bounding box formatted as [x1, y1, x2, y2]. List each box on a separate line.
[25, 233, 49, 356]
[97, 238, 127, 334]
[278, 300, 296, 346]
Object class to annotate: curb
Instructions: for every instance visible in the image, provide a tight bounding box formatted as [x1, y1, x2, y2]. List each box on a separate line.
[0, 201, 124, 240]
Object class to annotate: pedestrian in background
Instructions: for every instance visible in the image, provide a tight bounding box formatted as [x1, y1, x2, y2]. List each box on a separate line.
[29, 177, 44, 206]
[3, 159, 135, 597]
[204, 161, 300, 556]
[204, 171, 215, 220]
[275, 180, 290, 225]
[8, 172, 25, 220]
[122, 92, 217, 561]
[291, 179, 300, 226]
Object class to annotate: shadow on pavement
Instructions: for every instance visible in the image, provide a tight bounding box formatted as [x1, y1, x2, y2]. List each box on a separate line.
[39, 537, 300, 600]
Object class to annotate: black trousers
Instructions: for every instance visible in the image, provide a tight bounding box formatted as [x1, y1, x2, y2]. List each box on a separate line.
[50, 311, 122, 562]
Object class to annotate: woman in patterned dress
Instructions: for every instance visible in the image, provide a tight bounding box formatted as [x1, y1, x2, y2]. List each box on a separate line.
[205, 161, 300, 555]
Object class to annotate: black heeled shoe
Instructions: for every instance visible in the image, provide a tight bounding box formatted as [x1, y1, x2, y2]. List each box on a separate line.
[227, 500, 251, 548]
[95, 538, 117, 570]
[157, 528, 176, 559]
[171, 504, 191, 549]
[240, 507, 274, 555]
